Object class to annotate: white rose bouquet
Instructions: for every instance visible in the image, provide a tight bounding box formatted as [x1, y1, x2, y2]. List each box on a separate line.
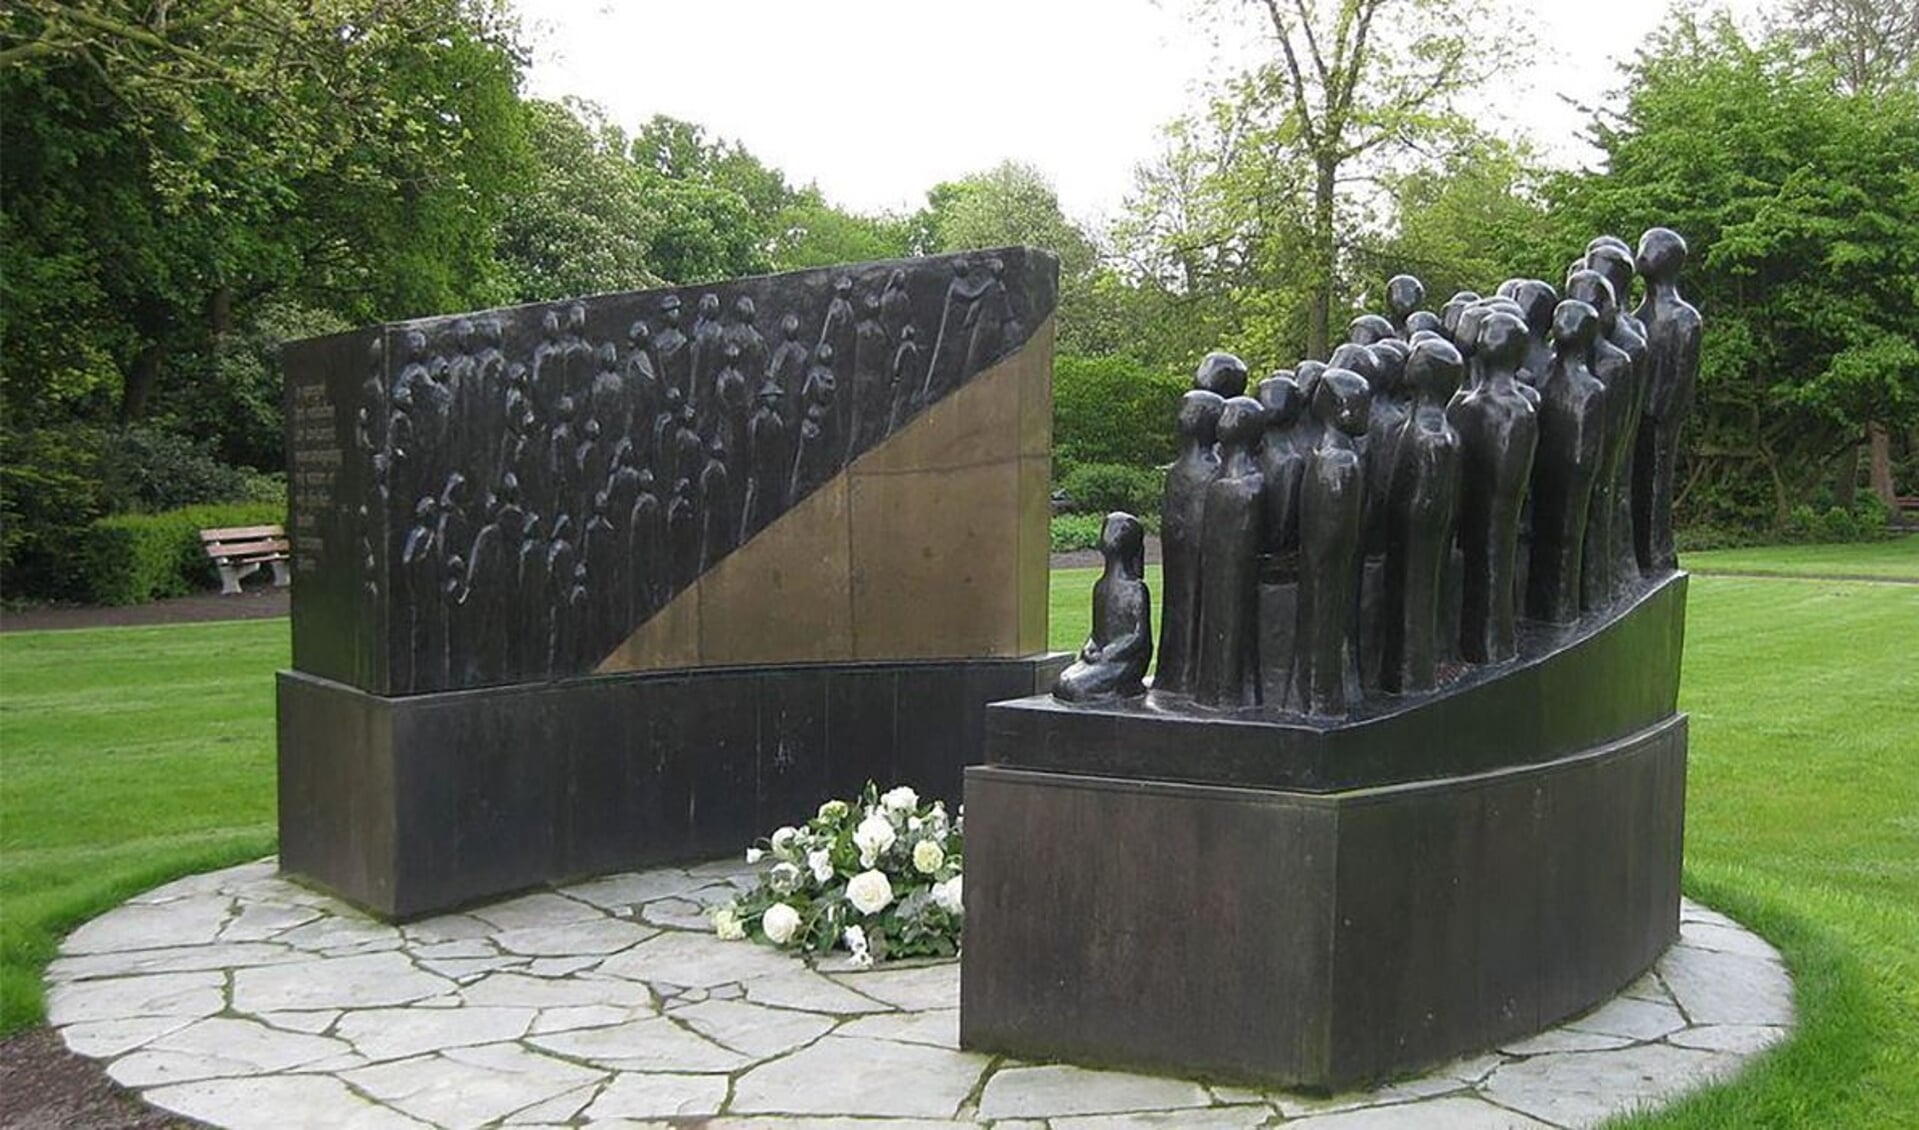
[714, 781, 964, 964]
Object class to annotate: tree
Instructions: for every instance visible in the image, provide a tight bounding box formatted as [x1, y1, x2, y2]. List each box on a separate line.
[1778, 0, 1918, 94]
[1237, 0, 1512, 355]
[1548, 13, 1919, 529]
[497, 99, 664, 303]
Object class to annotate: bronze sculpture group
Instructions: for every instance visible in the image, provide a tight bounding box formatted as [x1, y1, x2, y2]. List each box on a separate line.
[1056, 228, 1702, 717]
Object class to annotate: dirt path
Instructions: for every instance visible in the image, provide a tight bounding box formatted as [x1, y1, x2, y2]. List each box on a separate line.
[1, 588, 289, 633]
[0, 1028, 202, 1130]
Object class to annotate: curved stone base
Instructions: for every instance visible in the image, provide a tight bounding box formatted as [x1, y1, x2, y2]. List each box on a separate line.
[48, 859, 1788, 1129]
[961, 714, 1688, 1089]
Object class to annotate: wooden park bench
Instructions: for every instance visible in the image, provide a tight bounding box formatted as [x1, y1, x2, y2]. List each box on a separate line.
[200, 525, 291, 595]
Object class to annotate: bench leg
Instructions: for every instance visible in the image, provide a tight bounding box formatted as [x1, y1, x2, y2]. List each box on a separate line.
[270, 560, 291, 588]
[217, 564, 245, 596]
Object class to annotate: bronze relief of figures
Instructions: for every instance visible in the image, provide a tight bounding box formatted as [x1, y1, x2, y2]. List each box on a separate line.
[353, 249, 1057, 694]
[1058, 228, 1701, 721]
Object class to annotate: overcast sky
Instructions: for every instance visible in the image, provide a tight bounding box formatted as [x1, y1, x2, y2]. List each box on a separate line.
[518, 0, 1770, 226]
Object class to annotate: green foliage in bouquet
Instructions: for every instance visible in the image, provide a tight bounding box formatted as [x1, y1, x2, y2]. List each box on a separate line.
[714, 783, 963, 967]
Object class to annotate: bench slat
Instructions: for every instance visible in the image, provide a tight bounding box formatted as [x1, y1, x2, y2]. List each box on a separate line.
[208, 539, 290, 559]
[201, 525, 284, 542]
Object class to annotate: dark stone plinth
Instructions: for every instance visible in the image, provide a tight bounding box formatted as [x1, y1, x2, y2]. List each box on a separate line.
[995, 570, 1687, 793]
[278, 653, 1067, 919]
[959, 714, 1687, 1089]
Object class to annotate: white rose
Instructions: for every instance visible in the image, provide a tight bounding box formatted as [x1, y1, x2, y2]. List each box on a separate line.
[853, 813, 896, 865]
[769, 861, 802, 894]
[846, 869, 895, 916]
[817, 799, 849, 822]
[770, 826, 800, 854]
[761, 902, 802, 946]
[808, 848, 834, 884]
[745, 847, 764, 864]
[912, 839, 945, 874]
[842, 924, 873, 969]
[881, 786, 919, 813]
[932, 875, 963, 916]
[712, 905, 746, 940]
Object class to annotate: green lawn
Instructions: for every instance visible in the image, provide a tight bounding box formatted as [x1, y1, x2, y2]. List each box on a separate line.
[0, 620, 286, 1031]
[1682, 534, 1919, 580]
[3, 546, 1916, 1127]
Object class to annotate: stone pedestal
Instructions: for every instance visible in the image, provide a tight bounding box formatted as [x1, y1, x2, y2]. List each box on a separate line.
[961, 574, 1688, 1089]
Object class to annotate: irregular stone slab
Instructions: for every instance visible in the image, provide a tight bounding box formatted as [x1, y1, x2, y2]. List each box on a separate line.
[1678, 900, 1740, 929]
[129, 870, 241, 905]
[233, 952, 452, 1013]
[494, 917, 655, 957]
[469, 892, 606, 932]
[1619, 970, 1671, 1002]
[700, 1120, 957, 1130]
[57, 1015, 198, 1058]
[63, 897, 232, 954]
[420, 956, 529, 981]
[638, 897, 716, 931]
[1499, 1028, 1637, 1055]
[276, 914, 401, 953]
[674, 998, 838, 1058]
[112, 1018, 351, 1086]
[529, 1004, 636, 1034]
[1053, 1108, 1278, 1129]
[1435, 1053, 1507, 1086]
[1667, 1024, 1790, 1055]
[560, 870, 703, 910]
[827, 962, 958, 1011]
[218, 901, 324, 942]
[978, 1064, 1214, 1120]
[1680, 920, 1783, 962]
[1480, 1042, 1736, 1127]
[1658, 944, 1794, 1027]
[596, 930, 797, 988]
[47, 970, 225, 1026]
[581, 1073, 730, 1121]
[412, 939, 497, 960]
[501, 1083, 599, 1125]
[346, 1042, 605, 1129]
[741, 970, 895, 1015]
[1568, 995, 1688, 1041]
[837, 1007, 960, 1049]
[256, 1010, 340, 1035]
[334, 1005, 535, 1061]
[1287, 1095, 1555, 1128]
[528, 1016, 750, 1073]
[458, 971, 651, 1011]
[143, 1073, 431, 1130]
[401, 915, 498, 945]
[527, 955, 605, 977]
[730, 1036, 988, 1118]
[49, 942, 300, 982]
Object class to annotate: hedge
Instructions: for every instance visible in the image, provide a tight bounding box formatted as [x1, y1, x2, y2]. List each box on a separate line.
[78, 502, 287, 606]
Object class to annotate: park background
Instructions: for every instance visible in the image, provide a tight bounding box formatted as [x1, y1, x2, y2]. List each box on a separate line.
[2, 2, 1916, 1127]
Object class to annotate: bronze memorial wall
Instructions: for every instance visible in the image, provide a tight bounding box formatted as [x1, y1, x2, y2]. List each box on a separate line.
[277, 249, 1063, 918]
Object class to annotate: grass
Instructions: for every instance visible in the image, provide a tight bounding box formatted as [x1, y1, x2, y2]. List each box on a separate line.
[0, 620, 286, 1032]
[1681, 534, 1919, 580]
[2, 543, 1915, 1127]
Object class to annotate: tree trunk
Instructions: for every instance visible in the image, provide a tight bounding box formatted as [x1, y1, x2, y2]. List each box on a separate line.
[1833, 441, 1859, 508]
[1309, 156, 1337, 360]
[210, 285, 234, 339]
[1868, 422, 1896, 508]
[119, 343, 166, 424]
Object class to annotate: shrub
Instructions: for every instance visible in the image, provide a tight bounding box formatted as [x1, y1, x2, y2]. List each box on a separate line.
[1, 426, 107, 601]
[1050, 513, 1106, 553]
[78, 501, 286, 606]
[1059, 462, 1161, 517]
[96, 426, 252, 515]
[1052, 353, 1186, 472]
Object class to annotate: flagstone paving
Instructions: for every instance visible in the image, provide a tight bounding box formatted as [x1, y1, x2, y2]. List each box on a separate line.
[47, 858, 1794, 1129]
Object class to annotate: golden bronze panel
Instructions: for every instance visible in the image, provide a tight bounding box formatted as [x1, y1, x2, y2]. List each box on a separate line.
[597, 579, 700, 673]
[1019, 317, 1056, 459]
[848, 458, 1023, 659]
[696, 476, 855, 665]
[1017, 453, 1052, 654]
